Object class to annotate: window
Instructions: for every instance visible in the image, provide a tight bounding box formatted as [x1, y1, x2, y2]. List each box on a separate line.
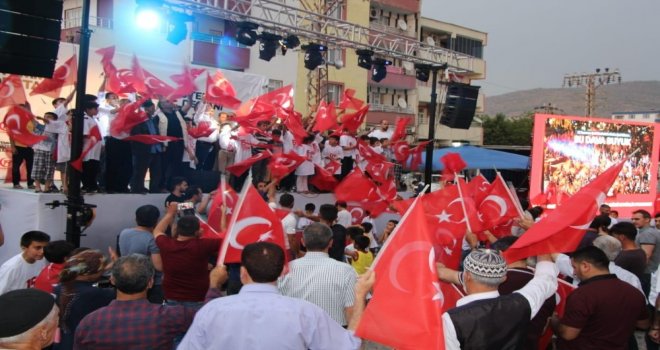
[325, 83, 343, 106]
[643, 114, 650, 119]
[327, 47, 343, 66]
[327, 2, 343, 20]
[369, 89, 383, 106]
[418, 111, 428, 124]
[63, 7, 82, 29]
[451, 36, 483, 58]
[267, 79, 283, 92]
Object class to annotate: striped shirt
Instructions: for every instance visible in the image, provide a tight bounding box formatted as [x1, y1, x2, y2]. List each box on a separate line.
[278, 252, 357, 326]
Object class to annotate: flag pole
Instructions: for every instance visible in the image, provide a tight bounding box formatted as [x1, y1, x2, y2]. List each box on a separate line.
[371, 185, 428, 269]
[455, 173, 473, 233]
[217, 174, 252, 265]
[497, 171, 525, 218]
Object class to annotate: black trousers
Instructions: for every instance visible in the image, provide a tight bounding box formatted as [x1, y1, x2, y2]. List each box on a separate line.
[195, 141, 216, 171]
[130, 152, 162, 193]
[12, 146, 34, 186]
[163, 141, 184, 189]
[105, 137, 133, 192]
[341, 156, 354, 179]
[82, 159, 100, 191]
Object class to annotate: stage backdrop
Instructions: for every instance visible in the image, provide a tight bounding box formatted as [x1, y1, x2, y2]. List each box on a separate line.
[529, 114, 660, 218]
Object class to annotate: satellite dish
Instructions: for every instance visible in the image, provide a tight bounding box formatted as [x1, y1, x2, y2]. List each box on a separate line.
[397, 19, 408, 31]
[397, 97, 407, 108]
[402, 61, 414, 71]
[426, 36, 436, 46]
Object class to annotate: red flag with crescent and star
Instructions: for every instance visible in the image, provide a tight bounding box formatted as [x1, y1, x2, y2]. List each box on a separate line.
[340, 104, 369, 132]
[338, 88, 364, 110]
[3, 106, 46, 146]
[268, 152, 306, 181]
[0, 75, 28, 108]
[309, 163, 339, 191]
[355, 196, 444, 350]
[226, 150, 273, 177]
[218, 182, 287, 264]
[312, 100, 338, 132]
[503, 160, 626, 263]
[207, 177, 239, 235]
[392, 140, 411, 164]
[70, 124, 102, 172]
[478, 174, 523, 232]
[390, 116, 412, 143]
[204, 71, 241, 109]
[334, 168, 378, 203]
[30, 55, 77, 98]
[110, 98, 149, 137]
[187, 121, 215, 139]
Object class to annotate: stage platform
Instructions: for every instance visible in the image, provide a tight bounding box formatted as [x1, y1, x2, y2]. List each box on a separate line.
[0, 187, 400, 265]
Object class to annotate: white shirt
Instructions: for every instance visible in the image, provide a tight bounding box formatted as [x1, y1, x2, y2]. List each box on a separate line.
[339, 135, 357, 158]
[269, 203, 297, 250]
[368, 128, 393, 140]
[322, 144, 344, 175]
[96, 93, 117, 139]
[47, 105, 70, 163]
[441, 261, 558, 350]
[83, 115, 103, 161]
[0, 253, 46, 294]
[337, 209, 352, 228]
[555, 254, 644, 294]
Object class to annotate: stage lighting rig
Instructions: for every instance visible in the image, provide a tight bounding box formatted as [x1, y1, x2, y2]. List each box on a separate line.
[302, 43, 327, 70]
[280, 34, 300, 55]
[356, 49, 374, 70]
[166, 11, 193, 45]
[258, 32, 282, 61]
[414, 63, 431, 82]
[236, 22, 259, 46]
[371, 58, 392, 82]
[135, 0, 164, 30]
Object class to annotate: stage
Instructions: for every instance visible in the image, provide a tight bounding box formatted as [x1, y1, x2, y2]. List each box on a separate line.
[0, 187, 401, 265]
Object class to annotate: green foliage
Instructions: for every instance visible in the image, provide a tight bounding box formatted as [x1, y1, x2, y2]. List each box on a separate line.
[482, 113, 533, 146]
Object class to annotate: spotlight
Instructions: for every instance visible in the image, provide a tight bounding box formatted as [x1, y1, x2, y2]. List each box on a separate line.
[135, 0, 163, 31]
[414, 64, 431, 82]
[356, 49, 374, 70]
[301, 43, 327, 70]
[236, 22, 259, 47]
[258, 32, 282, 61]
[280, 34, 300, 56]
[371, 58, 392, 82]
[166, 12, 192, 45]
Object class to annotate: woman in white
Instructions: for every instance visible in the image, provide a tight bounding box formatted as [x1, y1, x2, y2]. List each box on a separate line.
[295, 135, 316, 193]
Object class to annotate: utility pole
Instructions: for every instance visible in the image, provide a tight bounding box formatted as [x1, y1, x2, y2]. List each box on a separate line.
[533, 102, 563, 115]
[563, 68, 621, 116]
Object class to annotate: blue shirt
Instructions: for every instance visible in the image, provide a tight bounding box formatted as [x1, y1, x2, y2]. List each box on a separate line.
[145, 118, 162, 153]
[178, 283, 361, 350]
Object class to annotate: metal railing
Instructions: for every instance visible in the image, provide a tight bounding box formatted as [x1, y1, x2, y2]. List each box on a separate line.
[189, 32, 248, 47]
[62, 16, 114, 29]
[370, 103, 414, 114]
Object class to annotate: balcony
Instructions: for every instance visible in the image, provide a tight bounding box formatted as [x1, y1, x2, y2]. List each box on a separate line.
[369, 22, 415, 39]
[371, 0, 420, 14]
[190, 32, 251, 70]
[370, 103, 414, 114]
[368, 66, 416, 90]
[60, 16, 113, 43]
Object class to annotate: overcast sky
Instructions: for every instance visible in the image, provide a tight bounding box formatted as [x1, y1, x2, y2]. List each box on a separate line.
[422, 0, 660, 96]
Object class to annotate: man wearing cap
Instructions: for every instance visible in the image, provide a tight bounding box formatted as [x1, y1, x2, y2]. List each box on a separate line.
[436, 249, 558, 349]
[0, 289, 59, 349]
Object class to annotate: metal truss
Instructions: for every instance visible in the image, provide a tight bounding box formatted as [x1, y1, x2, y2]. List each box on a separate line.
[164, 0, 478, 73]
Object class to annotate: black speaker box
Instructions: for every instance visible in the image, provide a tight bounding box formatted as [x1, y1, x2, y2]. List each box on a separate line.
[440, 83, 480, 130]
[0, 0, 63, 77]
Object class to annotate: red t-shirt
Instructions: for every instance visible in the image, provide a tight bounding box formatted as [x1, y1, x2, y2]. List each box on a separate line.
[156, 236, 221, 302]
[34, 263, 64, 293]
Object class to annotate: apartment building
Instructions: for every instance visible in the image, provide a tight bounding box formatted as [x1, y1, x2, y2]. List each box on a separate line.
[612, 111, 660, 123]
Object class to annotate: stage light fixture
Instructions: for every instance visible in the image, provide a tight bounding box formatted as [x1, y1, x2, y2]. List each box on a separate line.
[414, 64, 431, 82]
[236, 22, 259, 47]
[302, 43, 327, 70]
[279, 34, 300, 55]
[135, 0, 164, 30]
[258, 32, 282, 61]
[371, 58, 392, 82]
[356, 49, 374, 70]
[166, 12, 192, 45]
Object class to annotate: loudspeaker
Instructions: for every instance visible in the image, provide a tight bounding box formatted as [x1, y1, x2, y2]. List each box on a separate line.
[0, 0, 63, 78]
[440, 83, 480, 130]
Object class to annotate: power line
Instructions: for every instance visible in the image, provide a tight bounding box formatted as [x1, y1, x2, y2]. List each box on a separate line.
[562, 68, 622, 116]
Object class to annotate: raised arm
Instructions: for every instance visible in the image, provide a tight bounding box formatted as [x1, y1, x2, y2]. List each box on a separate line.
[154, 203, 178, 238]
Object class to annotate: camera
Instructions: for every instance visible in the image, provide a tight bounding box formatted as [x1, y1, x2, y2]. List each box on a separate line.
[177, 202, 196, 217]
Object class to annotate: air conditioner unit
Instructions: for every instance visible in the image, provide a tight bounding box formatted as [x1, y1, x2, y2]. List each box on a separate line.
[369, 7, 379, 19]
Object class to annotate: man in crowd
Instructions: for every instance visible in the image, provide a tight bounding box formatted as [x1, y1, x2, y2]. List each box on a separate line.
[157, 97, 191, 187]
[165, 176, 188, 207]
[98, 89, 132, 193]
[75, 254, 227, 349]
[612, 221, 647, 281]
[267, 189, 299, 259]
[339, 130, 358, 179]
[251, 120, 272, 184]
[551, 246, 649, 349]
[436, 249, 558, 349]
[130, 99, 163, 194]
[34, 240, 75, 293]
[0, 289, 59, 349]
[118, 204, 164, 304]
[318, 204, 347, 262]
[279, 223, 358, 327]
[368, 119, 393, 140]
[8, 103, 35, 190]
[633, 209, 660, 295]
[336, 201, 352, 228]
[0, 231, 50, 294]
[179, 242, 373, 349]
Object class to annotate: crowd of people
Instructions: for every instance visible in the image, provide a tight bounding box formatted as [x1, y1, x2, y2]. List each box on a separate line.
[8, 84, 404, 195]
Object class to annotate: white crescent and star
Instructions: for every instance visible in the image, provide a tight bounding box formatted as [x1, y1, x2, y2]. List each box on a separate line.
[481, 195, 508, 218]
[570, 191, 607, 230]
[4, 114, 21, 130]
[0, 81, 16, 99]
[229, 216, 273, 249]
[445, 198, 467, 224]
[54, 64, 71, 80]
[349, 207, 364, 224]
[389, 241, 432, 294]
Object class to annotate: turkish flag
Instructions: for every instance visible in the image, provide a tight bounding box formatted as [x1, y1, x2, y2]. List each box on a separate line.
[281, 112, 309, 145]
[234, 97, 276, 126]
[335, 169, 378, 203]
[357, 140, 387, 164]
[226, 150, 273, 177]
[257, 85, 294, 112]
[392, 141, 411, 164]
[3, 106, 47, 146]
[366, 161, 393, 183]
[479, 174, 522, 230]
[355, 197, 444, 350]
[340, 104, 369, 132]
[167, 66, 198, 100]
[390, 116, 412, 143]
[408, 141, 431, 171]
[198, 214, 225, 240]
[30, 55, 77, 98]
[95, 45, 115, 64]
[71, 124, 102, 172]
[456, 178, 487, 234]
[347, 205, 367, 225]
[171, 67, 205, 85]
[207, 177, 239, 233]
[339, 88, 364, 110]
[130, 55, 174, 97]
[312, 100, 338, 132]
[110, 98, 148, 136]
[187, 121, 215, 139]
[107, 69, 135, 94]
[122, 134, 181, 144]
[0, 75, 27, 108]
[205, 71, 241, 109]
[539, 278, 575, 349]
[218, 182, 287, 264]
[309, 163, 338, 191]
[324, 159, 341, 175]
[268, 152, 306, 180]
[441, 152, 467, 182]
[504, 160, 626, 263]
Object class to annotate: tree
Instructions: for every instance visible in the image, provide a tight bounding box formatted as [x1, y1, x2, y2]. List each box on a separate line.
[482, 113, 533, 146]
